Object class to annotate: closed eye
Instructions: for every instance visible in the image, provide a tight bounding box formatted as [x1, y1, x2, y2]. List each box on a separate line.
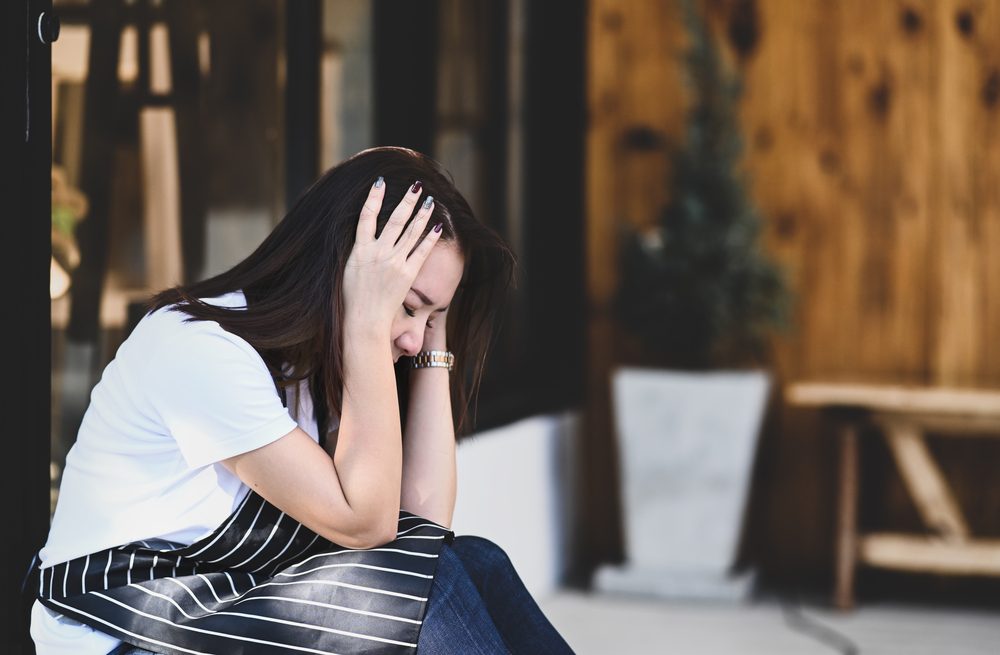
[403, 304, 434, 328]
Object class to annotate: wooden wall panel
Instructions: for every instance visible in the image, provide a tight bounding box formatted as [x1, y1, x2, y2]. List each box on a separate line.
[740, 0, 940, 383]
[931, 0, 1000, 386]
[933, 0, 982, 385]
[977, 3, 1000, 382]
[841, 0, 931, 382]
[586, 1, 685, 307]
[586, 0, 1000, 587]
[879, 0, 935, 382]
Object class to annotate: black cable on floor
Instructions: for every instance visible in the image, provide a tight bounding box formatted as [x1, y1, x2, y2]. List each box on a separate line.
[779, 594, 860, 655]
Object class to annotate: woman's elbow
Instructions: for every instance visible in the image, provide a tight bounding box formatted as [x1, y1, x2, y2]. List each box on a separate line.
[322, 512, 396, 550]
[365, 515, 400, 549]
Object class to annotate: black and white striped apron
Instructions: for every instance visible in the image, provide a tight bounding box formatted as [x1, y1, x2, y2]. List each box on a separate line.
[34, 489, 456, 654]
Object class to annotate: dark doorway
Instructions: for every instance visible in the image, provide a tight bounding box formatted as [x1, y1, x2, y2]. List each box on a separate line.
[3, 1, 54, 652]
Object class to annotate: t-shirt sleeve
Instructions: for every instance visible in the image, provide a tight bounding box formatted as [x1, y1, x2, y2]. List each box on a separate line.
[144, 322, 299, 469]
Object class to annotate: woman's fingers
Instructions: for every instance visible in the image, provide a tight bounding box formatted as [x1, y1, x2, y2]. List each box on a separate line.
[405, 219, 444, 272]
[400, 195, 435, 257]
[359, 177, 436, 263]
[356, 177, 384, 244]
[378, 180, 423, 249]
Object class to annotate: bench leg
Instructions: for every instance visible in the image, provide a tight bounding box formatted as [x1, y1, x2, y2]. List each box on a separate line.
[835, 422, 858, 610]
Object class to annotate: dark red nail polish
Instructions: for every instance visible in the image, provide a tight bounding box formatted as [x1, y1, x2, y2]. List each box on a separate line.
[410, 181, 423, 193]
[433, 222, 443, 233]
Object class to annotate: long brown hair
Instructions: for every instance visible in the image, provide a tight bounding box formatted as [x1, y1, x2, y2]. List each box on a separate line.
[148, 146, 517, 442]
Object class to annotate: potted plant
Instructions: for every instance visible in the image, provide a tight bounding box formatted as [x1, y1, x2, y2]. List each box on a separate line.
[595, 0, 792, 601]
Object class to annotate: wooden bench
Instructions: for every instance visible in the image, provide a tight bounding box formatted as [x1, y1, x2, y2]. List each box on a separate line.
[785, 382, 1000, 609]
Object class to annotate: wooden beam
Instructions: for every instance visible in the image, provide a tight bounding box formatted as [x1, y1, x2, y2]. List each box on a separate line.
[880, 419, 969, 541]
[860, 533, 1000, 576]
[885, 412, 1000, 436]
[787, 382, 1000, 417]
[834, 420, 859, 610]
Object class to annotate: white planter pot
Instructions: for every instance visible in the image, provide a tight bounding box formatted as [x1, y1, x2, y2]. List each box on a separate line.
[594, 367, 770, 601]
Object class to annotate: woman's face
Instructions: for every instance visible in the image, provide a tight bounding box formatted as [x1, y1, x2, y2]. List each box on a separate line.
[391, 240, 465, 362]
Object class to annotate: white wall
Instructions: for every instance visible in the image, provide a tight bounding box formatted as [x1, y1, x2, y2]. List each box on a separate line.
[451, 410, 581, 599]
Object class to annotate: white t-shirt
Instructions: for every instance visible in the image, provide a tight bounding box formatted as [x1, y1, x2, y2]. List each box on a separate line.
[31, 290, 339, 655]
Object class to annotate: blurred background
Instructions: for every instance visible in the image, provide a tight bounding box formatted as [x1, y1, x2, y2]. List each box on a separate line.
[6, 0, 1000, 653]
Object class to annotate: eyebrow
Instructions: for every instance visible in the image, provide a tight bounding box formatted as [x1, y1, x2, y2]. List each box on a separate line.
[411, 288, 448, 312]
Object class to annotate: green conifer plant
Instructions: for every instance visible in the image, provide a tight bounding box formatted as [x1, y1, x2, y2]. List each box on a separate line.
[613, 0, 792, 370]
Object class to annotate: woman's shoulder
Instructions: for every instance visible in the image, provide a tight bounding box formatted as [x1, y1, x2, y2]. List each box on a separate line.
[140, 290, 247, 334]
[129, 290, 260, 367]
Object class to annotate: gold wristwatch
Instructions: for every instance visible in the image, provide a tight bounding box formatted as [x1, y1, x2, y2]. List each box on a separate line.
[411, 350, 454, 371]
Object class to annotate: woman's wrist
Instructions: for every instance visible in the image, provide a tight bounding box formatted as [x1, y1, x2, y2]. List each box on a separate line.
[344, 317, 392, 345]
[422, 333, 448, 352]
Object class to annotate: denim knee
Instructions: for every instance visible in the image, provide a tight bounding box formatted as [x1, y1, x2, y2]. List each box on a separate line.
[431, 540, 472, 591]
[450, 535, 513, 581]
[420, 544, 513, 654]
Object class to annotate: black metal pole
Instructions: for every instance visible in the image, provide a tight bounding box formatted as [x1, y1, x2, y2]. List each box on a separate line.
[372, 0, 438, 154]
[2, 0, 53, 651]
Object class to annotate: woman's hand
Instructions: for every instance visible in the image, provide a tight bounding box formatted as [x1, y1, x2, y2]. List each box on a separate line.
[342, 178, 442, 334]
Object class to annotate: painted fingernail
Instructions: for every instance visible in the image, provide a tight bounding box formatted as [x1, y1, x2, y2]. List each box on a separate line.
[433, 222, 443, 233]
[410, 180, 422, 193]
[422, 195, 434, 210]
[374, 176, 384, 189]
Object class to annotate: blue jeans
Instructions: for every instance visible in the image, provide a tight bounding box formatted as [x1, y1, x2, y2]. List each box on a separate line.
[417, 535, 576, 654]
[111, 535, 574, 655]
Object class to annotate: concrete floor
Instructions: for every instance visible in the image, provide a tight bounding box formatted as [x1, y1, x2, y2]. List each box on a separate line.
[537, 590, 1000, 655]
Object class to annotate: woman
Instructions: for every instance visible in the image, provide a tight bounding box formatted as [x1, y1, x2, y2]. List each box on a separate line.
[30, 147, 576, 654]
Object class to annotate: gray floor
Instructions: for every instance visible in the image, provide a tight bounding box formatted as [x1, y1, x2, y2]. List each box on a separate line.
[537, 590, 1000, 655]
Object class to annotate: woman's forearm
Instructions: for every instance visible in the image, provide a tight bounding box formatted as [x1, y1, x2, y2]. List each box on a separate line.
[401, 365, 457, 529]
[334, 323, 403, 540]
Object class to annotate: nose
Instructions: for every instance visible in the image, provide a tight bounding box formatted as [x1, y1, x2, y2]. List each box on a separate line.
[395, 326, 425, 358]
